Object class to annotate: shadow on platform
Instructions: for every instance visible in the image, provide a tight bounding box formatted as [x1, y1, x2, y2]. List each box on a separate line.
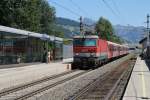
[0, 62, 41, 69]
[145, 60, 150, 71]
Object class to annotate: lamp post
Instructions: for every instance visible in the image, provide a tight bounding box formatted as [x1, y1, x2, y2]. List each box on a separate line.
[146, 14, 150, 58]
[27, 32, 31, 62]
[80, 16, 84, 36]
[146, 14, 150, 46]
[53, 35, 55, 60]
[41, 34, 48, 50]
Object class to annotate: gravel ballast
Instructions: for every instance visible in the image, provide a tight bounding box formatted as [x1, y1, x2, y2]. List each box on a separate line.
[28, 55, 133, 100]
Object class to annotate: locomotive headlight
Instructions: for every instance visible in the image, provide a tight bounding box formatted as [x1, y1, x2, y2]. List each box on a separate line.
[90, 53, 95, 57]
[75, 53, 79, 56]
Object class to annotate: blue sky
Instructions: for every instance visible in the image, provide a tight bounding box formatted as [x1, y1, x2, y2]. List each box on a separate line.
[48, 0, 150, 26]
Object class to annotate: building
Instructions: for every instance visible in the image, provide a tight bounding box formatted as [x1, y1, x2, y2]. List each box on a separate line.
[139, 37, 147, 50]
[0, 25, 63, 65]
[139, 36, 150, 58]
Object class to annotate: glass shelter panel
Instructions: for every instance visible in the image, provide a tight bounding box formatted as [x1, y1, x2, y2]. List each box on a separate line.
[0, 31, 46, 64]
[53, 40, 63, 60]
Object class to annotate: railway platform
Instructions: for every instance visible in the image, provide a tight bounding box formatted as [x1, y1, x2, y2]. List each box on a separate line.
[0, 58, 72, 91]
[123, 56, 150, 100]
[0, 62, 41, 69]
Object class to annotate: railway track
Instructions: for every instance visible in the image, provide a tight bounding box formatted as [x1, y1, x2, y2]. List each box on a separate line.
[68, 58, 136, 100]
[0, 70, 91, 100]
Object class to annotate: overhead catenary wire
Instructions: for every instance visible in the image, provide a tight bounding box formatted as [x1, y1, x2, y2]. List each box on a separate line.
[50, 0, 96, 29]
[102, 0, 119, 17]
[69, 0, 96, 27]
[100, 0, 125, 24]
[49, 0, 80, 17]
[110, 0, 121, 15]
[49, 0, 124, 29]
[110, 0, 127, 24]
[69, 0, 89, 17]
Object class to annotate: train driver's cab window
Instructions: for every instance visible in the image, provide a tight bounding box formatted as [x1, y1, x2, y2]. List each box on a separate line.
[84, 39, 96, 46]
[73, 38, 97, 46]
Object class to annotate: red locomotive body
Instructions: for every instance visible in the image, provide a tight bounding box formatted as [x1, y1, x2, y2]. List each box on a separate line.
[72, 35, 128, 69]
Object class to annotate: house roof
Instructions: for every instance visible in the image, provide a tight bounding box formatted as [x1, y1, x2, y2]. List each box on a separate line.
[139, 37, 147, 44]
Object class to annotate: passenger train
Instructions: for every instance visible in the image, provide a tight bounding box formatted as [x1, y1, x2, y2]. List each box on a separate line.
[72, 35, 129, 69]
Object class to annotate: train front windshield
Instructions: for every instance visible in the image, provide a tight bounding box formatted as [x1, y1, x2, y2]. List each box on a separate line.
[73, 38, 97, 46]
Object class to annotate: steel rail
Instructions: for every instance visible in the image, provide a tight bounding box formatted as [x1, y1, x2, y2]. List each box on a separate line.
[104, 69, 128, 100]
[68, 59, 135, 100]
[15, 70, 92, 100]
[68, 72, 110, 100]
[108, 59, 135, 100]
[0, 70, 77, 97]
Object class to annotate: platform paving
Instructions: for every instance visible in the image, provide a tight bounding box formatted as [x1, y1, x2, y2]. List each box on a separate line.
[0, 62, 41, 69]
[123, 57, 150, 100]
[0, 61, 71, 91]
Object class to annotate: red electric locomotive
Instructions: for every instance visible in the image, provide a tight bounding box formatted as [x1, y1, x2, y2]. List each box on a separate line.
[72, 35, 128, 69]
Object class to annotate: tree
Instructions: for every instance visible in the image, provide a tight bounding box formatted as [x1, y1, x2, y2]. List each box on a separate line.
[40, 0, 55, 34]
[95, 17, 122, 43]
[0, 0, 55, 34]
[95, 17, 113, 40]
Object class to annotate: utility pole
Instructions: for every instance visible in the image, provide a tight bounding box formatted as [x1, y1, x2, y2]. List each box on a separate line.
[79, 16, 84, 36]
[147, 14, 150, 46]
[146, 14, 150, 58]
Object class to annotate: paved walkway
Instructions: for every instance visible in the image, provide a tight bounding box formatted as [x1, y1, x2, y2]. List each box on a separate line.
[123, 57, 150, 100]
[0, 58, 73, 69]
[0, 62, 41, 69]
[0, 61, 71, 91]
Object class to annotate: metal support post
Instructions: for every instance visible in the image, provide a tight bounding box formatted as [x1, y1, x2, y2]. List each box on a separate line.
[146, 14, 150, 58]
[80, 16, 84, 36]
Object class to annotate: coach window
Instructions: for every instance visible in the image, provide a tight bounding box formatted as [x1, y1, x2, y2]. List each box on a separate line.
[113, 46, 115, 51]
[108, 45, 110, 50]
[115, 46, 117, 51]
[110, 45, 112, 51]
[111, 45, 113, 51]
[112, 45, 114, 51]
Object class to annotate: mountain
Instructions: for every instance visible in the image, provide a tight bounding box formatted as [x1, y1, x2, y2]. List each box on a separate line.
[55, 17, 144, 43]
[55, 17, 79, 27]
[55, 17, 96, 37]
[83, 18, 96, 26]
[55, 17, 80, 38]
[114, 25, 144, 43]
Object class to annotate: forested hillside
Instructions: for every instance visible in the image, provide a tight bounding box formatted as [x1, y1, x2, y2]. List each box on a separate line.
[55, 17, 79, 27]
[114, 25, 144, 43]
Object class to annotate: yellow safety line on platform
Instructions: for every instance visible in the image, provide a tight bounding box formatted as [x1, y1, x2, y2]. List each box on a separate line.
[140, 59, 146, 97]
